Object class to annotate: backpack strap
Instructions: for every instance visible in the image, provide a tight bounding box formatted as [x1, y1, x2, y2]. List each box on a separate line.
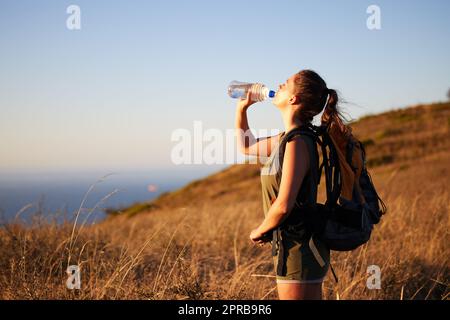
[319, 130, 342, 209]
[308, 237, 326, 267]
[273, 124, 321, 277]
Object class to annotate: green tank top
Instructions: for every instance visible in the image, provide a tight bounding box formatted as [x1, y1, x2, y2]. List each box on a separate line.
[260, 130, 319, 231]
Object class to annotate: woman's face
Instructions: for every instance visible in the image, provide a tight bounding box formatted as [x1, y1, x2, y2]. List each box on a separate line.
[272, 73, 299, 109]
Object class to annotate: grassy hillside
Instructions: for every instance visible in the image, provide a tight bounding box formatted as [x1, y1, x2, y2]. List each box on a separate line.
[1, 102, 449, 299]
[107, 101, 450, 216]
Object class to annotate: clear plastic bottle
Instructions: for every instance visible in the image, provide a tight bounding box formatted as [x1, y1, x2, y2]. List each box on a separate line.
[227, 80, 275, 101]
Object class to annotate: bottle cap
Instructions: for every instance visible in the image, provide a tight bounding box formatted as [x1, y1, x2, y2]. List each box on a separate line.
[268, 90, 275, 98]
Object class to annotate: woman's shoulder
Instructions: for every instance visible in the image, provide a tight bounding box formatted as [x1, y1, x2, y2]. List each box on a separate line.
[278, 130, 313, 155]
[282, 134, 311, 161]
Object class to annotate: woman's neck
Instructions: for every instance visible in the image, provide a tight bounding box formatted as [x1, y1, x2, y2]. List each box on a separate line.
[281, 107, 303, 133]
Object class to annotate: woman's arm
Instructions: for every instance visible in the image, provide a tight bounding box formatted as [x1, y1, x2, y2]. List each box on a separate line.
[235, 98, 255, 154]
[235, 91, 281, 157]
[250, 136, 310, 242]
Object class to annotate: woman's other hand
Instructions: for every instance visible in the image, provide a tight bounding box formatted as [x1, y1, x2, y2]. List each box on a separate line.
[250, 228, 271, 246]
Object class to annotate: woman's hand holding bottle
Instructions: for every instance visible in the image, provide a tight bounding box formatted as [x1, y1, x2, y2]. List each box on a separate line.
[236, 91, 257, 111]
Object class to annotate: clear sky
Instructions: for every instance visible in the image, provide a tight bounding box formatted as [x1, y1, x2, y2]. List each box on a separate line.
[1, 0, 449, 173]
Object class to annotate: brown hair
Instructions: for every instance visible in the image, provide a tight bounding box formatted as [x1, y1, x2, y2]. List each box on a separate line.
[292, 69, 351, 137]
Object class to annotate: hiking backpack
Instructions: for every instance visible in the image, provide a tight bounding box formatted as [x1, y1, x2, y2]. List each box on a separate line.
[279, 122, 387, 252]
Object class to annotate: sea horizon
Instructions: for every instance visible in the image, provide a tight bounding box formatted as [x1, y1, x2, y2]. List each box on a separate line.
[0, 165, 229, 225]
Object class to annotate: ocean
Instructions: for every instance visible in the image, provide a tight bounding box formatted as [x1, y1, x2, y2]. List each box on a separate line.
[0, 166, 226, 225]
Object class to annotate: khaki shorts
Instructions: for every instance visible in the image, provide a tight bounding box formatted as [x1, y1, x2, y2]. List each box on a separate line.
[273, 235, 330, 284]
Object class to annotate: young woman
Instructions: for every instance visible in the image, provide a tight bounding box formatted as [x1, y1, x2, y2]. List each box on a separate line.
[235, 70, 347, 300]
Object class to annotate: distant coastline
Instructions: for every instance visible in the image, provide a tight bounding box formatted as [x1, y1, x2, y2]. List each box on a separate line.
[0, 166, 226, 225]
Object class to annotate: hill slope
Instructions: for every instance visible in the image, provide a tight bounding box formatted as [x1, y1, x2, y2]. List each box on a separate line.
[107, 101, 450, 217]
[1, 102, 449, 300]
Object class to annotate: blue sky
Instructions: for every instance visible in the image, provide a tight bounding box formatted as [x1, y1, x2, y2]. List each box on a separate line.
[0, 0, 449, 174]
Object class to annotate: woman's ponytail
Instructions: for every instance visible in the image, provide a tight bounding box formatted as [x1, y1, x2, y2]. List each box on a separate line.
[320, 88, 339, 127]
[320, 88, 352, 138]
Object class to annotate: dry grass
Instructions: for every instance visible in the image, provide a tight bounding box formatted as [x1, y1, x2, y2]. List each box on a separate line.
[0, 102, 449, 300]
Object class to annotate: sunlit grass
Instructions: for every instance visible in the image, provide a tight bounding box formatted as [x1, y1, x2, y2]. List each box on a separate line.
[0, 102, 449, 299]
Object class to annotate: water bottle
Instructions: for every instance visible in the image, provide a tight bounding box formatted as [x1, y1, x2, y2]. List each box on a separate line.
[227, 80, 275, 101]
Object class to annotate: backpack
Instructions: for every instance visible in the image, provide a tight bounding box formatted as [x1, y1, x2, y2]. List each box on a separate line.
[273, 122, 387, 281]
